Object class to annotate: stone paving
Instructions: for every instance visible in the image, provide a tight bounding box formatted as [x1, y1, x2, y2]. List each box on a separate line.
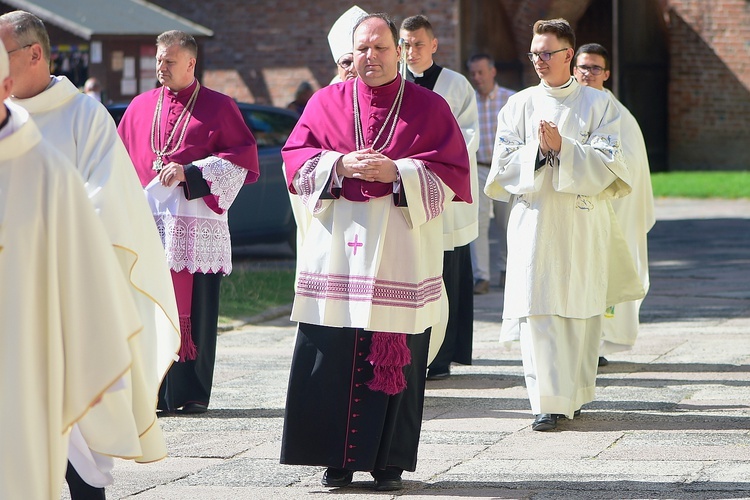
[66, 198, 750, 499]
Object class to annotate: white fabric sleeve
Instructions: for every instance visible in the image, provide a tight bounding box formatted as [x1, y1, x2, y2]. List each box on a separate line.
[193, 155, 248, 210]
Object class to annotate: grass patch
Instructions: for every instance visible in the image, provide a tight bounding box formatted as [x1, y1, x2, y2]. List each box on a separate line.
[216, 170, 749, 324]
[219, 267, 296, 324]
[651, 171, 750, 199]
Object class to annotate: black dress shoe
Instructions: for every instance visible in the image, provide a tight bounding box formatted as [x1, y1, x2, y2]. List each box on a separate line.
[532, 413, 558, 431]
[426, 366, 450, 380]
[321, 468, 353, 487]
[372, 467, 403, 491]
[598, 356, 609, 367]
[180, 402, 208, 414]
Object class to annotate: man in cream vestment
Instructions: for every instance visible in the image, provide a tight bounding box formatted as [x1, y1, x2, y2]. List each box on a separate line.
[0, 10, 180, 494]
[0, 45, 142, 499]
[485, 19, 643, 431]
[574, 43, 655, 358]
[400, 14, 480, 378]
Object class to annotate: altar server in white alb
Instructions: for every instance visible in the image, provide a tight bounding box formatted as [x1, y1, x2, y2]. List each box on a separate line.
[574, 43, 655, 361]
[400, 14, 479, 379]
[484, 18, 644, 432]
[0, 10, 180, 498]
[0, 40, 143, 500]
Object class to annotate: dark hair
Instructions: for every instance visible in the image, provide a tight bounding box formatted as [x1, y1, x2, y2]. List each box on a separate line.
[352, 13, 399, 47]
[400, 14, 434, 37]
[467, 53, 495, 69]
[0, 10, 51, 61]
[575, 43, 610, 69]
[533, 18, 575, 50]
[156, 30, 198, 58]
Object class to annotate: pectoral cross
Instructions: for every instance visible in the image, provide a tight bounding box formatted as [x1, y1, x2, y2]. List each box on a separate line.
[152, 156, 164, 172]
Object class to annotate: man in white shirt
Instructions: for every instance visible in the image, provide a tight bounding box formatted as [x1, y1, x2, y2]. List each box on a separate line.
[467, 53, 515, 294]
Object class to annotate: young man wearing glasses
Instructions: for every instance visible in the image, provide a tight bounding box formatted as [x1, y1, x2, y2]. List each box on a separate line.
[484, 19, 643, 431]
[574, 43, 655, 368]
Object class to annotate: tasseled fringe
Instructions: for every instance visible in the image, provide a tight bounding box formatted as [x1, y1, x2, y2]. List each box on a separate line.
[178, 316, 198, 361]
[366, 331, 411, 395]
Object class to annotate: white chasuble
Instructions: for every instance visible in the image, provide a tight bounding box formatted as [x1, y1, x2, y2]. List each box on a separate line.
[291, 151, 450, 335]
[0, 104, 141, 500]
[11, 76, 179, 464]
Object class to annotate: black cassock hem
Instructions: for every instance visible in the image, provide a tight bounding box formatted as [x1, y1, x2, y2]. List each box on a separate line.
[280, 323, 430, 472]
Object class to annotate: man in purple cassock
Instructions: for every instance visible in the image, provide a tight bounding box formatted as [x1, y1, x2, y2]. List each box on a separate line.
[118, 30, 259, 414]
[279, 13, 471, 492]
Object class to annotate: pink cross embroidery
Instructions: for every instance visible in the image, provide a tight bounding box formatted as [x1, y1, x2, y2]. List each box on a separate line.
[348, 234, 363, 255]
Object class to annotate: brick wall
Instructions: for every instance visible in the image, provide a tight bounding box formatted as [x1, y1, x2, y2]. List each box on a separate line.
[150, 0, 460, 107]
[149, 0, 748, 170]
[666, 0, 750, 170]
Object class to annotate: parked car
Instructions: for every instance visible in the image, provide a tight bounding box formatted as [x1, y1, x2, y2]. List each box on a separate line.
[107, 101, 299, 251]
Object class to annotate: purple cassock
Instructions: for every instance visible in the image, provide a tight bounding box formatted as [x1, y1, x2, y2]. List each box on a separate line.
[279, 75, 471, 476]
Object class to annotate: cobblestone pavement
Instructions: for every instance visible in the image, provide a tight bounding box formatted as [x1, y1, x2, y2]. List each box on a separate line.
[66, 198, 750, 499]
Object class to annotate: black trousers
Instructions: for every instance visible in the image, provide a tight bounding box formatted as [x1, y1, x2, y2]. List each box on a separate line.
[281, 323, 430, 472]
[65, 461, 106, 500]
[158, 272, 222, 411]
[429, 244, 474, 371]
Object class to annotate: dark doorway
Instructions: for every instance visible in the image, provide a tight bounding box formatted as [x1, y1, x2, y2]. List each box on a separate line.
[578, 0, 669, 172]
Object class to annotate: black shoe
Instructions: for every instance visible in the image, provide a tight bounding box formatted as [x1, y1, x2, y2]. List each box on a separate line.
[371, 467, 403, 491]
[598, 356, 609, 367]
[180, 402, 208, 414]
[532, 413, 558, 431]
[560, 409, 582, 420]
[321, 468, 353, 487]
[426, 366, 450, 380]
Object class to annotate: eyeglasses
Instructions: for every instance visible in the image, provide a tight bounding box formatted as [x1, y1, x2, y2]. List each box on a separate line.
[526, 48, 568, 62]
[575, 64, 605, 76]
[6, 44, 32, 55]
[337, 57, 354, 70]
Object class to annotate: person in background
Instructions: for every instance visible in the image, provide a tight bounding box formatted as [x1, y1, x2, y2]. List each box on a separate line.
[400, 14, 479, 380]
[327, 5, 365, 84]
[0, 10, 180, 499]
[287, 80, 315, 115]
[574, 42, 655, 366]
[484, 18, 643, 432]
[83, 76, 101, 101]
[279, 13, 470, 491]
[117, 30, 259, 416]
[466, 53, 515, 295]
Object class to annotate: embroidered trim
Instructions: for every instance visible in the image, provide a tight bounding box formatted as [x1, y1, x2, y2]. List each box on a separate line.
[497, 135, 523, 154]
[195, 156, 247, 210]
[296, 272, 443, 308]
[297, 154, 321, 209]
[415, 160, 444, 221]
[156, 213, 232, 274]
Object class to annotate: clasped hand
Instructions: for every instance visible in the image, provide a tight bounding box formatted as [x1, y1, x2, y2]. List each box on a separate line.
[336, 148, 399, 183]
[539, 120, 562, 156]
[159, 162, 186, 187]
